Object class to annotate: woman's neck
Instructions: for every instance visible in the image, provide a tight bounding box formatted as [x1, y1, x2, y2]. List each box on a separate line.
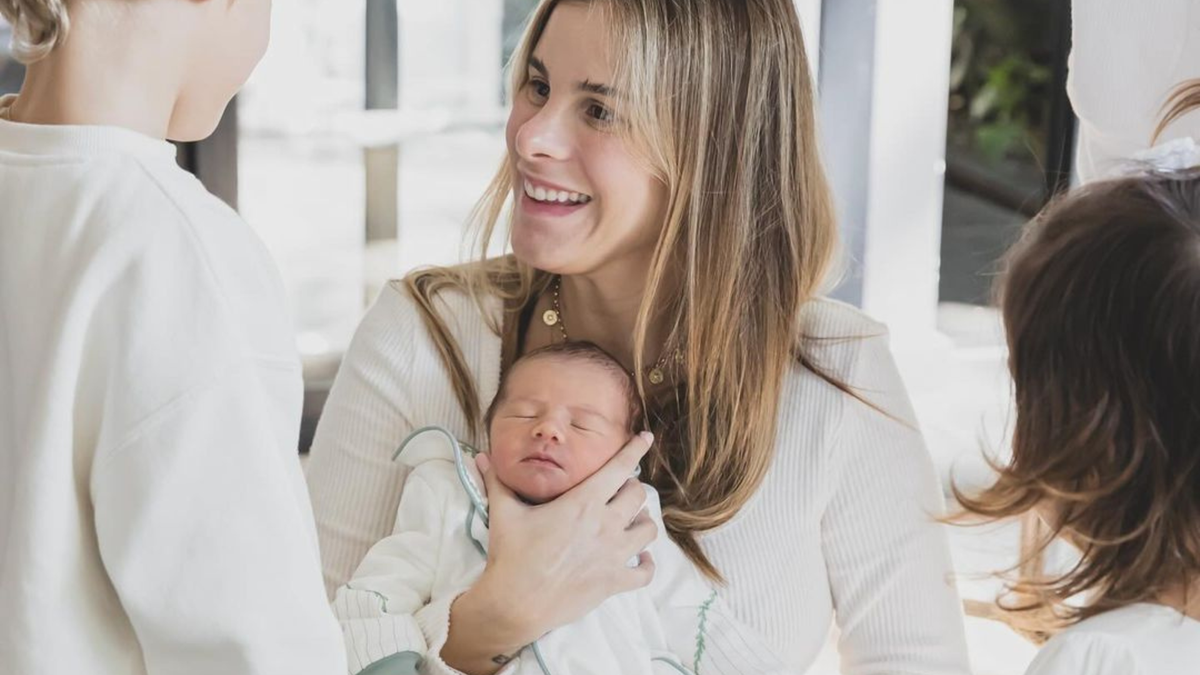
[557, 264, 673, 372]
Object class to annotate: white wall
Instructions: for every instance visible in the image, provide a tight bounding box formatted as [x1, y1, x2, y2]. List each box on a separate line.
[794, 0, 822, 80]
[860, 0, 954, 345]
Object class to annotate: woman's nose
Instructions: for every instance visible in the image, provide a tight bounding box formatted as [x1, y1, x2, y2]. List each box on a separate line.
[514, 106, 572, 162]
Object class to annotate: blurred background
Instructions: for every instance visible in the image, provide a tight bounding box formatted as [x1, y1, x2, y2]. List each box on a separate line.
[1, 2, 1081, 672]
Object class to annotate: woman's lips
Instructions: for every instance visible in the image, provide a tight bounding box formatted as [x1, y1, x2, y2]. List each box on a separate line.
[519, 191, 590, 217]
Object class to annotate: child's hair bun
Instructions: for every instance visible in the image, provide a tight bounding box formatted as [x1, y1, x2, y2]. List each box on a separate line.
[2, 0, 70, 64]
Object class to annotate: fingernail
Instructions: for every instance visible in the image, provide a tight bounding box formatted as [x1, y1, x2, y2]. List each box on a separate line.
[475, 453, 491, 472]
[639, 431, 654, 445]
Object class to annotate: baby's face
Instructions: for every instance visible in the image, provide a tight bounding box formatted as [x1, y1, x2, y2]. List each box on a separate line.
[488, 356, 631, 504]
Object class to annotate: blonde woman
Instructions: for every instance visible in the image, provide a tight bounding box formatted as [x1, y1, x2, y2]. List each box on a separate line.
[306, 1, 970, 673]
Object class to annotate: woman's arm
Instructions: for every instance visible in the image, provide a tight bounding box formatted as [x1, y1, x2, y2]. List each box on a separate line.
[820, 333, 970, 675]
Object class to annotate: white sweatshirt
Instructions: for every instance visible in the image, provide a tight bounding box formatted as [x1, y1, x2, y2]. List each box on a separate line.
[306, 282, 970, 674]
[334, 428, 791, 675]
[1069, 0, 1200, 182]
[1024, 604, 1200, 675]
[0, 98, 346, 674]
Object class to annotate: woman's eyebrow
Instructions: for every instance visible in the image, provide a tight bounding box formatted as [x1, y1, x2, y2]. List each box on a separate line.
[528, 56, 616, 97]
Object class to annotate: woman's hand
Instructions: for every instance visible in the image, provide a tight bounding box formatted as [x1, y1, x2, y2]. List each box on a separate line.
[439, 432, 658, 674]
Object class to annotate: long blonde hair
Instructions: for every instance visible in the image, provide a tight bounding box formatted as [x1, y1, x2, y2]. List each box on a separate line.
[406, 0, 838, 580]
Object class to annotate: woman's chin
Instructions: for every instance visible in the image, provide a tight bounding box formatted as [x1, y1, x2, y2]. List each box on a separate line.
[510, 236, 568, 273]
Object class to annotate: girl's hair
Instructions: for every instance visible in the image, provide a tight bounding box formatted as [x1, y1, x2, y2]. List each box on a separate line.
[484, 340, 645, 438]
[955, 168, 1200, 630]
[1, 0, 70, 64]
[403, 0, 840, 581]
[1152, 79, 1200, 144]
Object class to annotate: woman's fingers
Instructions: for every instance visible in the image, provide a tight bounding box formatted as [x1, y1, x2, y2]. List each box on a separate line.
[573, 431, 654, 503]
[616, 550, 656, 593]
[467, 435, 661, 638]
[607, 478, 649, 525]
[624, 509, 659, 553]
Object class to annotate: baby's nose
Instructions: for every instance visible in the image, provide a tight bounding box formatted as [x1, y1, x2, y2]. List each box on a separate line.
[532, 421, 563, 442]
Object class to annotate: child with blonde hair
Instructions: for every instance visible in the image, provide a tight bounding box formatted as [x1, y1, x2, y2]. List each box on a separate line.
[0, 1, 345, 673]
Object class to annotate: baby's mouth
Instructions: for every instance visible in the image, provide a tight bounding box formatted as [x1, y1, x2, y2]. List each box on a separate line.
[521, 452, 563, 469]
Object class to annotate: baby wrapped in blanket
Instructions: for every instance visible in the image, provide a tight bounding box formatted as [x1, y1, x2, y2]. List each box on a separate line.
[334, 341, 793, 675]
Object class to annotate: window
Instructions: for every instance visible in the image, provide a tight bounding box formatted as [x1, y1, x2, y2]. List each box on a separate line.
[0, 18, 24, 95]
[939, 0, 1075, 305]
[230, 1, 539, 447]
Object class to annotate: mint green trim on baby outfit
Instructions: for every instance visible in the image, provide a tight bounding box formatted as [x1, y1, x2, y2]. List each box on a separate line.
[354, 651, 422, 675]
[693, 590, 718, 673]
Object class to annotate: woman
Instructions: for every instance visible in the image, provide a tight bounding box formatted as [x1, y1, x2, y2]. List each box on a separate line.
[306, 1, 970, 673]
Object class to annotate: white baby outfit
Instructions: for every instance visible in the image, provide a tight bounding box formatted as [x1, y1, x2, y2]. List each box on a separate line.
[332, 428, 792, 675]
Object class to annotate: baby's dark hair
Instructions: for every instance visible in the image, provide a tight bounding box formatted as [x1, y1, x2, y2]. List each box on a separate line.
[485, 341, 645, 436]
[956, 167, 1200, 629]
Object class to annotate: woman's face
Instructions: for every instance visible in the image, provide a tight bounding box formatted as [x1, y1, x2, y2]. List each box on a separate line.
[505, 3, 668, 277]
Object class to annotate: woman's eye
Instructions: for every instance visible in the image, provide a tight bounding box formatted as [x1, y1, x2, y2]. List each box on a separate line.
[587, 103, 614, 124]
[526, 78, 550, 102]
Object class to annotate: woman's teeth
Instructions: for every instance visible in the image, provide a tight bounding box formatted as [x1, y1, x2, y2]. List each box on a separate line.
[524, 180, 592, 205]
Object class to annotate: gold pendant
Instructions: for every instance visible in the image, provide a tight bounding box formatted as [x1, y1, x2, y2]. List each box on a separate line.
[542, 309, 560, 326]
[648, 367, 665, 385]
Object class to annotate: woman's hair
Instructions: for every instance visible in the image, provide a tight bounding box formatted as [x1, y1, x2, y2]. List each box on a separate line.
[1152, 79, 1200, 143]
[484, 340, 645, 437]
[955, 168, 1200, 631]
[403, 0, 839, 581]
[1, 0, 70, 64]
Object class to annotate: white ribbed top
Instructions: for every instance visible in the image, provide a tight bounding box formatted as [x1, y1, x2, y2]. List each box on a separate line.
[305, 282, 970, 674]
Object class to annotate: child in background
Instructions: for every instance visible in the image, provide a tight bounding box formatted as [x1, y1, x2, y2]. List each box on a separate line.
[0, 1, 345, 673]
[956, 166, 1200, 674]
[335, 341, 792, 675]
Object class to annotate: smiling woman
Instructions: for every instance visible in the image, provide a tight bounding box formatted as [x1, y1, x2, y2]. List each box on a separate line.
[305, 1, 970, 674]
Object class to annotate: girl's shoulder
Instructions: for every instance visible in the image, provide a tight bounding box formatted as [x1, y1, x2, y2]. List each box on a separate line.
[1027, 605, 1200, 675]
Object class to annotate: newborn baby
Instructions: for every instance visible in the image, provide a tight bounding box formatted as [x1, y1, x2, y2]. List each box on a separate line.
[334, 341, 792, 675]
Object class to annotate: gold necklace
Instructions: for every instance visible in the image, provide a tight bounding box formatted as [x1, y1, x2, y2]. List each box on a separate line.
[541, 275, 681, 385]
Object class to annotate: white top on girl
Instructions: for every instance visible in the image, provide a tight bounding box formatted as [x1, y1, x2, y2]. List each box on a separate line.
[0, 98, 344, 675]
[1025, 604, 1200, 675]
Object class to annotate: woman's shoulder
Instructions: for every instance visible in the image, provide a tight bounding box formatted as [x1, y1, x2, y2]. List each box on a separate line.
[775, 297, 919, 460]
[790, 297, 901, 405]
[336, 274, 503, 426]
[350, 273, 502, 363]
